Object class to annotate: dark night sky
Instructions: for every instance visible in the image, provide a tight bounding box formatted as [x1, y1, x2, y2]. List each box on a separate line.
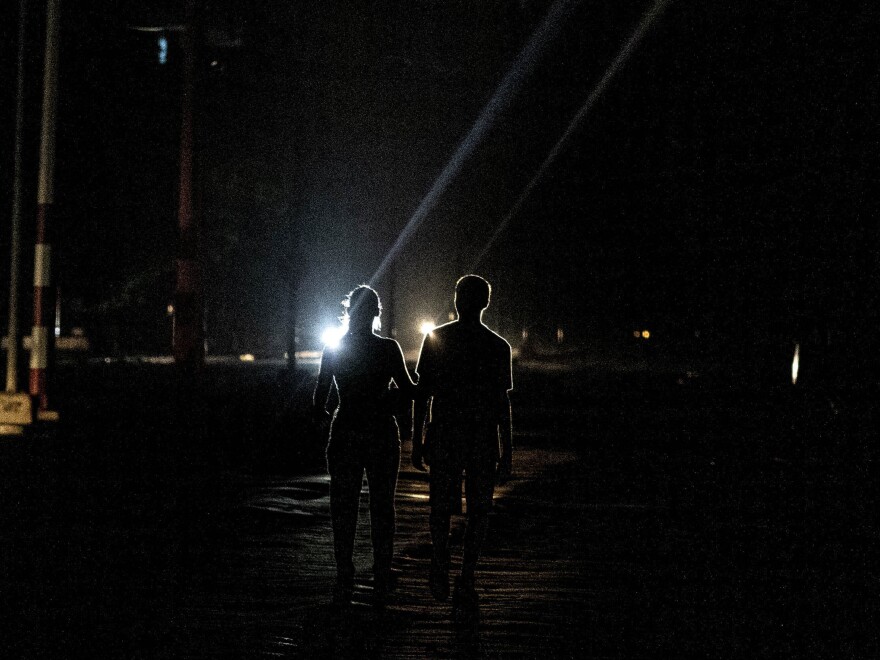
[1, 1, 878, 366]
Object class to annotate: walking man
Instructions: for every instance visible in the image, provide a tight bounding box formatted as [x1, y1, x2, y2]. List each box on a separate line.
[411, 274, 513, 607]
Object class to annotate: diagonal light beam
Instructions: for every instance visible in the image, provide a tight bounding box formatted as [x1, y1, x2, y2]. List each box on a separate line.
[472, 0, 674, 270]
[371, 0, 581, 285]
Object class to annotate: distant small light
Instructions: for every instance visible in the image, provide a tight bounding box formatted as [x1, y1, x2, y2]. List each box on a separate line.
[556, 327, 564, 344]
[54, 326, 61, 338]
[791, 343, 800, 385]
[166, 304, 174, 316]
[283, 351, 289, 360]
[448, 312, 455, 321]
[239, 353, 255, 362]
[633, 330, 641, 339]
[210, 60, 219, 67]
[158, 35, 168, 65]
[642, 330, 651, 339]
[420, 321, 436, 335]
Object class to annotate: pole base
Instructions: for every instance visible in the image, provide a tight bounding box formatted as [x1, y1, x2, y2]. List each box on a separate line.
[36, 409, 60, 422]
[0, 391, 34, 426]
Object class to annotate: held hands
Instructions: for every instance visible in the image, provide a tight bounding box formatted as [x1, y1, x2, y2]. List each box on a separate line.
[411, 444, 427, 472]
[411, 437, 428, 472]
[311, 405, 331, 426]
[496, 451, 512, 485]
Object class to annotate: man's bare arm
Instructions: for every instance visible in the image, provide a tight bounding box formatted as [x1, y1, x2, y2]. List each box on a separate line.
[411, 391, 430, 471]
[497, 391, 513, 484]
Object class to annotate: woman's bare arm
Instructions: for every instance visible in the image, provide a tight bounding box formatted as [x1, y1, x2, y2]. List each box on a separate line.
[389, 341, 416, 440]
[312, 348, 335, 418]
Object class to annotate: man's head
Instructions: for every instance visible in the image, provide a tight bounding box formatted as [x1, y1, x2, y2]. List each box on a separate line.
[454, 274, 491, 317]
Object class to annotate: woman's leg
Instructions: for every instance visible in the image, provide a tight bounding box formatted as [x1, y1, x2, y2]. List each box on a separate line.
[329, 451, 364, 598]
[365, 441, 401, 594]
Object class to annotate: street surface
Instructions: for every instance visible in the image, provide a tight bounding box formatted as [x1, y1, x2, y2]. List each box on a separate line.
[1, 360, 877, 658]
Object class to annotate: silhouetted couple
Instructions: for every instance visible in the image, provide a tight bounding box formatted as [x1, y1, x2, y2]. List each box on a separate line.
[313, 275, 513, 611]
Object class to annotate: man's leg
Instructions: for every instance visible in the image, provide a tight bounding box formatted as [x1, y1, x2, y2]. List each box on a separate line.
[457, 452, 497, 604]
[329, 457, 364, 602]
[428, 457, 459, 602]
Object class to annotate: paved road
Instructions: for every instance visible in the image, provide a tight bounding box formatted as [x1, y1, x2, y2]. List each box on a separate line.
[2, 362, 877, 658]
[175, 442, 592, 659]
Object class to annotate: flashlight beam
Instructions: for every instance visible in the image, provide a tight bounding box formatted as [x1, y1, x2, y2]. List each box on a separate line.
[472, 0, 674, 270]
[371, 0, 581, 285]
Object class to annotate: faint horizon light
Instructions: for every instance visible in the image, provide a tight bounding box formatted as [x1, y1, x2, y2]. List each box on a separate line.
[158, 35, 168, 65]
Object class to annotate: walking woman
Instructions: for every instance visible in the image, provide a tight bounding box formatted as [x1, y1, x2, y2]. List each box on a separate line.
[313, 285, 416, 607]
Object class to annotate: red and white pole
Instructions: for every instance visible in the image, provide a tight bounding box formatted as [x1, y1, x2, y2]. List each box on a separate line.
[0, 0, 34, 435]
[30, 0, 61, 418]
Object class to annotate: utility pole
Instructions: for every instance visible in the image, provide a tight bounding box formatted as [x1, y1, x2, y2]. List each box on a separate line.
[0, 0, 34, 435]
[29, 0, 61, 422]
[172, 0, 205, 372]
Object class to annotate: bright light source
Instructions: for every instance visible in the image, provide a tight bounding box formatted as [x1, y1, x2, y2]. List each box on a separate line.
[420, 321, 436, 335]
[641, 330, 651, 339]
[166, 304, 174, 316]
[321, 321, 348, 349]
[239, 353, 255, 362]
[791, 343, 799, 385]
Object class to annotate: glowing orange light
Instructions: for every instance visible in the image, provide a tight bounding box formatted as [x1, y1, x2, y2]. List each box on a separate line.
[641, 330, 650, 339]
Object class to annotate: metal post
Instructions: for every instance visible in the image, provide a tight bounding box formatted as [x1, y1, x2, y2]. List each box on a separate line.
[29, 0, 61, 420]
[0, 0, 34, 434]
[172, 0, 204, 371]
[6, 0, 27, 394]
